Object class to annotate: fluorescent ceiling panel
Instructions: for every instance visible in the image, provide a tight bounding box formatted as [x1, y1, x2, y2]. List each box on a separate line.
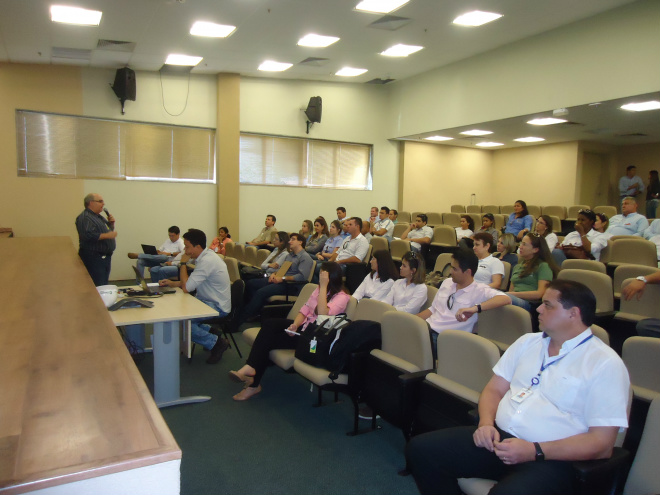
[424, 135, 453, 141]
[460, 129, 492, 136]
[476, 142, 504, 147]
[258, 60, 293, 71]
[298, 34, 340, 47]
[355, 0, 410, 14]
[190, 21, 236, 38]
[50, 5, 102, 25]
[527, 117, 567, 125]
[336, 67, 368, 77]
[380, 44, 424, 57]
[513, 137, 545, 142]
[165, 54, 203, 66]
[620, 101, 660, 112]
[453, 10, 502, 27]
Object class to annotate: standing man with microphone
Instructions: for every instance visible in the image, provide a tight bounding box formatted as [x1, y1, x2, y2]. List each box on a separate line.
[76, 193, 117, 286]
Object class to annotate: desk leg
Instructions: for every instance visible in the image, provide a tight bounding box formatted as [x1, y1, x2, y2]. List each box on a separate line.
[153, 320, 211, 408]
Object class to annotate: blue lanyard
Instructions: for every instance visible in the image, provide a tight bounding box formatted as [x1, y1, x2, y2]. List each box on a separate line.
[530, 334, 593, 387]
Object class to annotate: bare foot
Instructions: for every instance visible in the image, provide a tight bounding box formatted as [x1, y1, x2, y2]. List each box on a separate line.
[233, 385, 262, 401]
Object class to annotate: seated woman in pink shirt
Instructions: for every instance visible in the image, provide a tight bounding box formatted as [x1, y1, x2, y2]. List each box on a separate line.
[228, 261, 350, 401]
[208, 226, 232, 256]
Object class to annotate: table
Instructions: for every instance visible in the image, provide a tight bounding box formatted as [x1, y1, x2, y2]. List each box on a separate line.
[0, 237, 180, 494]
[110, 288, 217, 408]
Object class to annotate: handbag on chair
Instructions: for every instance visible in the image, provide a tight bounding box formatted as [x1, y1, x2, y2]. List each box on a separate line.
[295, 314, 350, 369]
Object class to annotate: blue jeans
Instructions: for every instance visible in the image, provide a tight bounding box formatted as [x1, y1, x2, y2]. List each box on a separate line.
[241, 279, 304, 320]
[136, 254, 168, 280]
[551, 248, 567, 267]
[508, 294, 533, 312]
[149, 265, 179, 283]
[646, 199, 659, 219]
[192, 300, 228, 350]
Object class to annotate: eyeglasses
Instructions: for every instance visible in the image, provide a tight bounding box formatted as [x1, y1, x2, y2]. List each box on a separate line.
[447, 291, 457, 310]
[408, 251, 417, 259]
[92, 199, 105, 203]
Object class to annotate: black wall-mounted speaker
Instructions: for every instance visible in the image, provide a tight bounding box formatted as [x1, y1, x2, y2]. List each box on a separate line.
[112, 68, 136, 102]
[305, 96, 322, 123]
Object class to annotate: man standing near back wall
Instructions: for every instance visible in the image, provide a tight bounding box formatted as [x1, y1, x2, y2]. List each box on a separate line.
[76, 193, 117, 286]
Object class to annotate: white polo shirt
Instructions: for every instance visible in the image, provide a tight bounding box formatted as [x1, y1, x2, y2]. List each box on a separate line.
[336, 233, 369, 263]
[384, 279, 428, 314]
[373, 218, 394, 240]
[561, 229, 609, 261]
[352, 272, 395, 302]
[473, 255, 505, 286]
[406, 225, 434, 251]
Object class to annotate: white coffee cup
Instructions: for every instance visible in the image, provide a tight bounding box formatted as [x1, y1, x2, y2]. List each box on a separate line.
[97, 285, 119, 307]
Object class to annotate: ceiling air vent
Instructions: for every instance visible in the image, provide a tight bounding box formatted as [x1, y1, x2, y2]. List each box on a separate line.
[298, 57, 330, 67]
[369, 15, 411, 31]
[96, 39, 136, 53]
[51, 47, 92, 61]
[366, 78, 395, 84]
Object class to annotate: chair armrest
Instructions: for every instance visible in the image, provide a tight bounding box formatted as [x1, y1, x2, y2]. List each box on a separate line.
[261, 303, 294, 320]
[572, 447, 630, 495]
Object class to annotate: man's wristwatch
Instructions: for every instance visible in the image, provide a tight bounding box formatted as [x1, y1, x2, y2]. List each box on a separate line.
[533, 442, 545, 462]
[636, 276, 648, 284]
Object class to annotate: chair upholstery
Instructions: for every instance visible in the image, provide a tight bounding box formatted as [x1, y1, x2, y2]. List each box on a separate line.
[481, 204, 500, 214]
[420, 286, 437, 312]
[594, 205, 618, 218]
[542, 205, 567, 219]
[548, 215, 562, 235]
[475, 304, 532, 353]
[426, 212, 443, 226]
[256, 249, 271, 267]
[223, 256, 241, 282]
[431, 225, 457, 246]
[527, 205, 541, 218]
[442, 212, 460, 228]
[369, 236, 389, 254]
[411, 212, 425, 223]
[450, 205, 465, 213]
[558, 269, 613, 313]
[243, 245, 258, 266]
[398, 211, 412, 223]
[500, 261, 511, 292]
[561, 259, 607, 273]
[350, 298, 395, 323]
[591, 324, 610, 346]
[392, 222, 410, 239]
[224, 242, 236, 258]
[494, 214, 507, 231]
[567, 205, 590, 220]
[622, 337, 660, 402]
[466, 205, 481, 213]
[266, 260, 317, 304]
[467, 213, 482, 230]
[607, 239, 658, 268]
[612, 265, 660, 299]
[500, 205, 515, 216]
[232, 243, 246, 263]
[616, 279, 660, 323]
[433, 253, 454, 273]
[373, 311, 434, 372]
[623, 397, 660, 495]
[390, 239, 411, 262]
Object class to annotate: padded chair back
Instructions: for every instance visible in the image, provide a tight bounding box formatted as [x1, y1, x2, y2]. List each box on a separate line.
[343, 296, 358, 319]
[362, 244, 373, 263]
[561, 259, 607, 273]
[500, 261, 512, 291]
[390, 239, 411, 261]
[567, 205, 590, 220]
[432, 330, 501, 404]
[542, 205, 567, 219]
[467, 213, 482, 230]
[224, 242, 236, 258]
[244, 245, 258, 266]
[286, 283, 319, 319]
[617, 279, 660, 321]
[548, 215, 562, 235]
[609, 235, 637, 241]
[392, 222, 410, 239]
[594, 205, 618, 218]
[433, 253, 454, 273]
[527, 205, 541, 218]
[450, 205, 465, 213]
[624, 397, 660, 495]
[232, 243, 245, 262]
[432, 225, 457, 246]
[378, 311, 434, 371]
[426, 212, 443, 226]
[613, 265, 660, 298]
[482, 204, 500, 214]
[223, 256, 241, 282]
[369, 236, 389, 254]
[351, 298, 395, 323]
[475, 304, 532, 353]
[557, 269, 613, 313]
[420, 285, 438, 312]
[442, 212, 460, 228]
[466, 205, 481, 213]
[411, 211, 425, 223]
[256, 249, 271, 267]
[500, 205, 515, 216]
[622, 337, 660, 402]
[591, 324, 610, 346]
[608, 239, 658, 267]
[493, 214, 506, 231]
[398, 211, 412, 223]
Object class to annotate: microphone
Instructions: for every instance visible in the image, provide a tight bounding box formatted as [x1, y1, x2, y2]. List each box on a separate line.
[103, 208, 112, 221]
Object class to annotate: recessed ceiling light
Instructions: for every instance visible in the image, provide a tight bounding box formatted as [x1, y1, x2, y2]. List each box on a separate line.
[424, 136, 453, 141]
[298, 34, 340, 48]
[50, 5, 102, 25]
[527, 117, 567, 125]
[620, 100, 660, 112]
[258, 60, 293, 72]
[165, 54, 203, 66]
[476, 142, 504, 147]
[190, 21, 236, 38]
[514, 137, 546, 143]
[355, 0, 410, 14]
[460, 129, 492, 136]
[335, 67, 368, 77]
[453, 11, 502, 27]
[380, 44, 424, 57]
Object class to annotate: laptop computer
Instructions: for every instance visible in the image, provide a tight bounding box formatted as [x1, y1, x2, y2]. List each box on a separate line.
[132, 265, 176, 295]
[141, 244, 159, 255]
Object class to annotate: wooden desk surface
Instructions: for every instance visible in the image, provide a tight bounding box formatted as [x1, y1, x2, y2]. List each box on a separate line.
[0, 237, 181, 494]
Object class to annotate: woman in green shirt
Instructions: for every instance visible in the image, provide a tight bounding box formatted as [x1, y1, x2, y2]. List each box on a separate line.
[507, 233, 559, 311]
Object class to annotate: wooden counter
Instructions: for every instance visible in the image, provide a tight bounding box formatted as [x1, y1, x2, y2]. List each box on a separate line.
[0, 237, 181, 494]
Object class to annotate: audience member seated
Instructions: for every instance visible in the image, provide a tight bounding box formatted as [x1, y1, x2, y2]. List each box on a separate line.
[328, 217, 369, 272]
[339, 215, 351, 239]
[622, 270, 660, 338]
[455, 214, 474, 243]
[504, 200, 534, 241]
[473, 232, 505, 289]
[494, 233, 518, 268]
[535, 214, 558, 251]
[305, 217, 329, 255]
[400, 214, 433, 253]
[368, 206, 378, 225]
[646, 170, 660, 218]
[606, 197, 649, 236]
[383, 251, 427, 314]
[406, 279, 630, 495]
[371, 206, 395, 241]
[159, 229, 231, 364]
[228, 262, 350, 401]
[389, 209, 399, 224]
[594, 212, 610, 234]
[128, 225, 184, 280]
[316, 220, 344, 263]
[352, 250, 398, 302]
[247, 214, 278, 246]
[475, 213, 499, 244]
[208, 226, 233, 256]
[641, 218, 660, 261]
[240, 233, 314, 322]
[507, 233, 558, 312]
[361, 220, 373, 241]
[415, 249, 511, 359]
[336, 206, 347, 224]
[149, 252, 189, 283]
[258, 231, 290, 274]
[300, 219, 313, 243]
[553, 209, 608, 264]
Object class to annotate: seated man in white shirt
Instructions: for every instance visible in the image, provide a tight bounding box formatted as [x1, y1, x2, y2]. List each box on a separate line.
[606, 197, 649, 236]
[416, 248, 511, 359]
[400, 214, 433, 253]
[407, 279, 630, 495]
[128, 225, 185, 281]
[327, 217, 369, 274]
[371, 206, 395, 242]
[552, 209, 608, 264]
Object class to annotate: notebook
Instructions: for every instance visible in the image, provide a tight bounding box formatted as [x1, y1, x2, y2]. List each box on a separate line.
[132, 265, 176, 295]
[141, 244, 159, 255]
